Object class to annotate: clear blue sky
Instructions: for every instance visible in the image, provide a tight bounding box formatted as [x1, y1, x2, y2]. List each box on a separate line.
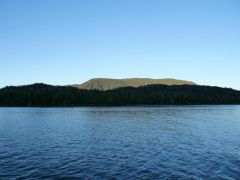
[0, 0, 239, 89]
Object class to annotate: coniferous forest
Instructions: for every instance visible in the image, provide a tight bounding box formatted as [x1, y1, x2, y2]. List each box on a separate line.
[0, 83, 240, 106]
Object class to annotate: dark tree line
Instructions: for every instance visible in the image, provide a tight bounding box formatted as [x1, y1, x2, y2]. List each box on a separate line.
[0, 83, 240, 106]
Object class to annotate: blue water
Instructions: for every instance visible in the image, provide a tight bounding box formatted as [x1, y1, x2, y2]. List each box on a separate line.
[0, 106, 240, 179]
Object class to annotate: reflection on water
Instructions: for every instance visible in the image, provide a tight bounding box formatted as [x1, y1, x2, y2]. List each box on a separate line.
[0, 106, 240, 179]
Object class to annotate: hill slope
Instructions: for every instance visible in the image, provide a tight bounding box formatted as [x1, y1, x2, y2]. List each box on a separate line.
[72, 78, 197, 90]
[0, 83, 239, 106]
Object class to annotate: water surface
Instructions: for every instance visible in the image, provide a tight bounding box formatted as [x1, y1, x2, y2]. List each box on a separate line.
[0, 106, 240, 179]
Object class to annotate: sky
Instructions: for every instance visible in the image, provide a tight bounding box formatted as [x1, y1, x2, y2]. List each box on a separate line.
[0, 0, 239, 89]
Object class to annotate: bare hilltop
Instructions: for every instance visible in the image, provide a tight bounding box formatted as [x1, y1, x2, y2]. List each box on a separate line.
[72, 78, 197, 91]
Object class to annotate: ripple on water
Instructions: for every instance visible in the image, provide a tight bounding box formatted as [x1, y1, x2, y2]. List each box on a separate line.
[0, 106, 240, 179]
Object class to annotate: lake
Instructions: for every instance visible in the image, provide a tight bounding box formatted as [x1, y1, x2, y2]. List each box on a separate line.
[0, 106, 240, 179]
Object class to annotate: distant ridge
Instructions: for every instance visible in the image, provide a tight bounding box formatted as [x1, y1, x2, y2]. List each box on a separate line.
[72, 78, 197, 91]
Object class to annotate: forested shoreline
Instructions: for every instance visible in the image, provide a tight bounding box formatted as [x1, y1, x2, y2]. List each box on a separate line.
[0, 83, 240, 107]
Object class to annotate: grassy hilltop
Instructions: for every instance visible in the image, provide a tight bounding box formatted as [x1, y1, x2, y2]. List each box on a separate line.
[72, 78, 197, 91]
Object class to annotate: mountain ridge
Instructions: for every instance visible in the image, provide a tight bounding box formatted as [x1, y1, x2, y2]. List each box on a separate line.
[72, 78, 197, 91]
